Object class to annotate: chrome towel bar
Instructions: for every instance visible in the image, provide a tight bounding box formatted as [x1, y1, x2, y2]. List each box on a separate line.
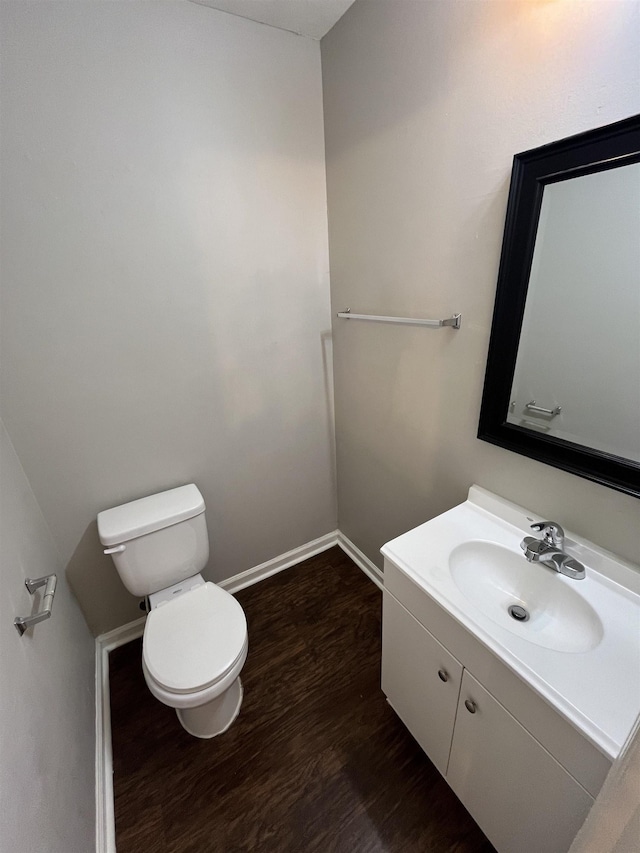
[337, 309, 461, 329]
[525, 400, 562, 417]
[14, 574, 58, 636]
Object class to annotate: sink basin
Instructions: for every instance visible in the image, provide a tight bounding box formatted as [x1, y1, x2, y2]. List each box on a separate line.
[449, 541, 603, 653]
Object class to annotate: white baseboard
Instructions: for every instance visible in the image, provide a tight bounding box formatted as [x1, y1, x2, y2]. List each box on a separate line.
[94, 527, 383, 852]
[95, 615, 148, 853]
[337, 532, 384, 589]
[219, 529, 339, 594]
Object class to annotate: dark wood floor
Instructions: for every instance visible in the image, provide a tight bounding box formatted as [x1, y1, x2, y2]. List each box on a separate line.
[109, 546, 495, 852]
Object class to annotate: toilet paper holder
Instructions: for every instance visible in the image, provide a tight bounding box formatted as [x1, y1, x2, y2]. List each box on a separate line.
[14, 574, 58, 636]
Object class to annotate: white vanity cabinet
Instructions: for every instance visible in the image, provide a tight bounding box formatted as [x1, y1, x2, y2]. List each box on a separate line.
[381, 585, 599, 853]
[379, 487, 640, 853]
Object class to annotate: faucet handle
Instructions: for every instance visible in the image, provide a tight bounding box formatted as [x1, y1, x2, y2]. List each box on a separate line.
[530, 521, 564, 547]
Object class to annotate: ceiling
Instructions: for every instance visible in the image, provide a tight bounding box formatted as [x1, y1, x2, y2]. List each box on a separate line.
[188, 0, 357, 40]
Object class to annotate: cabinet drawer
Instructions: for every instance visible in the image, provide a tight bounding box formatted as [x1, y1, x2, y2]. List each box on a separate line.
[382, 591, 463, 776]
[448, 671, 593, 853]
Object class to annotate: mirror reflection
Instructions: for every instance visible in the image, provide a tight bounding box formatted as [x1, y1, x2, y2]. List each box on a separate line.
[507, 162, 640, 463]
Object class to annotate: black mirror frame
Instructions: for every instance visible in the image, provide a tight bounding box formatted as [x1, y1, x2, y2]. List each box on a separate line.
[478, 114, 640, 498]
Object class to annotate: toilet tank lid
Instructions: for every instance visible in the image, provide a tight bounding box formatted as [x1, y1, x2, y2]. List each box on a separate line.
[97, 484, 205, 546]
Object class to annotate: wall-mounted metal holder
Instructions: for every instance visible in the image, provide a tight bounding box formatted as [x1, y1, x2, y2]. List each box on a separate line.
[337, 308, 461, 329]
[525, 401, 562, 417]
[14, 574, 58, 636]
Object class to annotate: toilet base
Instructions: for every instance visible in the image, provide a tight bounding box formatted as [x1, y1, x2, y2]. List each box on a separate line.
[176, 676, 243, 739]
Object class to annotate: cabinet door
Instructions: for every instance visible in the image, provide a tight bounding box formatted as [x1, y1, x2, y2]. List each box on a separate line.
[381, 591, 463, 775]
[447, 671, 594, 853]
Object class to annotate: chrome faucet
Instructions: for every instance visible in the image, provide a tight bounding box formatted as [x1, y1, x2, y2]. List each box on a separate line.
[520, 521, 585, 580]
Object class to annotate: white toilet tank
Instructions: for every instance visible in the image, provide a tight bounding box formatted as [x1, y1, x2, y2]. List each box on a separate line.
[97, 484, 210, 597]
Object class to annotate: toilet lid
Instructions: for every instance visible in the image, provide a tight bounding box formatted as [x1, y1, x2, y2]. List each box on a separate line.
[143, 583, 247, 694]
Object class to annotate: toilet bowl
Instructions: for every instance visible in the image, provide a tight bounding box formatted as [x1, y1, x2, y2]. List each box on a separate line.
[142, 578, 248, 738]
[97, 484, 248, 739]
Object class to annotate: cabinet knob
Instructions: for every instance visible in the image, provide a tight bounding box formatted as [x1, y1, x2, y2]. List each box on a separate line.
[464, 698, 477, 714]
[437, 669, 449, 682]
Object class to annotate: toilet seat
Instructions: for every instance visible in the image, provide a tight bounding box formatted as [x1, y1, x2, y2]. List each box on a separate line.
[143, 582, 247, 695]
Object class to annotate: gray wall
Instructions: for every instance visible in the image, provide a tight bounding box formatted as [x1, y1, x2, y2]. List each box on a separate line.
[0, 419, 95, 853]
[322, 0, 640, 567]
[1, 1, 336, 635]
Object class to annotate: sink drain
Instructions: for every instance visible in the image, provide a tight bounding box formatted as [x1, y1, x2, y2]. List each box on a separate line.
[508, 604, 530, 622]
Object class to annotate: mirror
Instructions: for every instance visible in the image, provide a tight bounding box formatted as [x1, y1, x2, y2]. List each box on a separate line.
[478, 115, 640, 497]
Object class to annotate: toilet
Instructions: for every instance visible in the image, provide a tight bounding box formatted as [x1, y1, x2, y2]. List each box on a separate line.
[97, 484, 248, 739]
